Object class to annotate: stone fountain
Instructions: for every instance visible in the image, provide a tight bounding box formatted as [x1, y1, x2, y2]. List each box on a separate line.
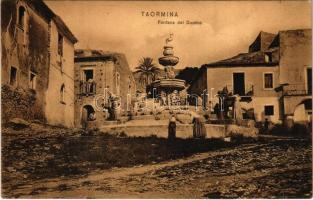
[151, 34, 186, 107]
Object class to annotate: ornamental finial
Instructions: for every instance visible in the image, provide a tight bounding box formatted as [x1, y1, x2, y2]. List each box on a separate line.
[165, 33, 173, 45]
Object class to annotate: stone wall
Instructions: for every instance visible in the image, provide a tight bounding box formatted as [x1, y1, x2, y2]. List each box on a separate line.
[100, 123, 258, 139]
[1, 85, 42, 122]
[1, 0, 50, 123]
[74, 52, 136, 128]
[114, 53, 136, 110]
[45, 20, 75, 127]
[279, 29, 311, 90]
[74, 59, 115, 127]
[283, 96, 311, 120]
[279, 29, 312, 121]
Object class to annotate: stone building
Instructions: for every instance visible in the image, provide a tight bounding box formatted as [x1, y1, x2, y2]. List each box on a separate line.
[1, 0, 78, 127]
[74, 49, 136, 128]
[189, 29, 311, 124]
[276, 30, 312, 123]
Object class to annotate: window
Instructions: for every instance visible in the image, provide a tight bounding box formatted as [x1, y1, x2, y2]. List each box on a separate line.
[60, 84, 65, 103]
[81, 69, 95, 94]
[58, 33, 63, 56]
[17, 6, 27, 45]
[10, 67, 17, 86]
[264, 105, 274, 116]
[29, 71, 36, 90]
[18, 6, 25, 29]
[265, 53, 272, 63]
[264, 73, 273, 89]
[83, 69, 93, 81]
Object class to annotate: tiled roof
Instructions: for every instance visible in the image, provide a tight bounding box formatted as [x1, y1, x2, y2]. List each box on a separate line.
[204, 48, 279, 68]
[74, 49, 121, 61]
[191, 29, 310, 86]
[249, 31, 277, 53]
[75, 49, 116, 58]
[74, 49, 125, 62]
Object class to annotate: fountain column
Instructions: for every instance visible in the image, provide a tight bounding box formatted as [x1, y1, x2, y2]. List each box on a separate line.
[151, 34, 186, 107]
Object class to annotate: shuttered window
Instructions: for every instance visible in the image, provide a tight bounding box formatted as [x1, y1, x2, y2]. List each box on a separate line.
[264, 73, 273, 89]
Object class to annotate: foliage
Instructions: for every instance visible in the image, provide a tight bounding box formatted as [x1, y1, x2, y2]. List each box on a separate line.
[175, 67, 199, 85]
[134, 57, 161, 88]
[1, 85, 44, 123]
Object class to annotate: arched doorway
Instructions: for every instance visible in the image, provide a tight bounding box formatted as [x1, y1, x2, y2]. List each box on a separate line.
[294, 99, 312, 123]
[81, 105, 95, 129]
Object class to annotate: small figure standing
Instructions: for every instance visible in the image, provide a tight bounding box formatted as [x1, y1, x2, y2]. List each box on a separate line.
[161, 92, 167, 106]
[193, 116, 206, 139]
[81, 107, 88, 130]
[87, 78, 94, 94]
[88, 112, 96, 121]
[168, 115, 176, 140]
[264, 118, 269, 134]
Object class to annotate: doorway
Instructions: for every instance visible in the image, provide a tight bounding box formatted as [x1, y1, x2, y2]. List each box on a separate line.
[83, 69, 94, 81]
[81, 105, 95, 129]
[233, 73, 245, 96]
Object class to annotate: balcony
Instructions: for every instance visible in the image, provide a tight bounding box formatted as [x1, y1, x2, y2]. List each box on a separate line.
[225, 84, 254, 97]
[283, 84, 311, 96]
[79, 81, 97, 96]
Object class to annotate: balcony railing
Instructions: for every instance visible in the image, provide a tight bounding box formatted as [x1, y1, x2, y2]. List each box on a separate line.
[283, 84, 311, 96]
[79, 81, 96, 95]
[225, 84, 254, 96]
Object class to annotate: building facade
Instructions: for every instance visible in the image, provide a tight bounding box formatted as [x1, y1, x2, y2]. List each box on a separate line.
[277, 30, 312, 123]
[1, 0, 77, 127]
[74, 49, 136, 128]
[190, 29, 311, 124]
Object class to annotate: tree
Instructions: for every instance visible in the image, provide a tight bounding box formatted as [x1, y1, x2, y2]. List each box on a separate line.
[134, 57, 161, 88]
[175, 67, 199, 85]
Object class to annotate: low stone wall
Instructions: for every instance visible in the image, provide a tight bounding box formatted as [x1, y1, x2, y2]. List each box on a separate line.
[226, 124, 259, 138]
[1, 85, 45, 123]
[108, 124, 193, 138]
[99, 123, 258, 139]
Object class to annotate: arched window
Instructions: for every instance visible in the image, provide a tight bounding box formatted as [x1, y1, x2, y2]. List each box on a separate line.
[18, 6, 25, 29]
[60, 84, 65, 103]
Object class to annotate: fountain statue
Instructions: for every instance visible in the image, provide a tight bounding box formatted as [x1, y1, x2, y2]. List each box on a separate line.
[151, 34, 186, 107]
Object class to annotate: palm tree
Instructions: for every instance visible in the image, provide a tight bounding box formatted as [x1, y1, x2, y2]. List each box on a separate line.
[134, 57, 161, 88]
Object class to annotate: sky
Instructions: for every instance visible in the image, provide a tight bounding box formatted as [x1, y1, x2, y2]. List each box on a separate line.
[45, 1, 311, 71]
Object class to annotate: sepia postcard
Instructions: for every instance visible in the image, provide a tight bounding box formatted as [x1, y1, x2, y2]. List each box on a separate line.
[1, 0, 312, 198]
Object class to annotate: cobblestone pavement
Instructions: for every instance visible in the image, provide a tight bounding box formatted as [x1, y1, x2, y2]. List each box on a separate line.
[2, 132, 311, 198]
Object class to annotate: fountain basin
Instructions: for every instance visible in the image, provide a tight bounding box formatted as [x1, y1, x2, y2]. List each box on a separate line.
[151, 79, 185, 90]
[159, 56, 179, 66]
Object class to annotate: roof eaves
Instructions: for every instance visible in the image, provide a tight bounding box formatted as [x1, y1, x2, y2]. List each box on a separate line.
[27, 0, 78, 44]
[74, 53, 117, 62]
[204, 62, 279, 68]
[53, 15, 78, 44]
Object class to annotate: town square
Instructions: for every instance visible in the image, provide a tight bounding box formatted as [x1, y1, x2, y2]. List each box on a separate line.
[1, 0, 312, 198]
